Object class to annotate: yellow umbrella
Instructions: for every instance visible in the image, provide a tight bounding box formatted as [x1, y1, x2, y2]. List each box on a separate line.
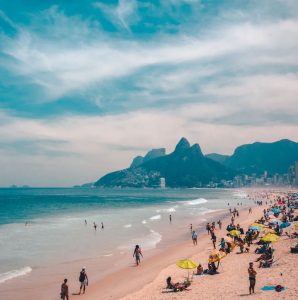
[261, 233, 279, 243]
[295, 222, 298, 228]
[176, 259, 198, 279]
[176, 259, 198, 269]
[224, 236, 233, 242]
[209, 250, 226, 263]
[229, 230, 241, 236]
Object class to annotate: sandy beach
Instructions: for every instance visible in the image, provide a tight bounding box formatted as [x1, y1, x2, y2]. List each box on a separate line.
[76, 190, 298, 300]
[1, 190, 297, 300]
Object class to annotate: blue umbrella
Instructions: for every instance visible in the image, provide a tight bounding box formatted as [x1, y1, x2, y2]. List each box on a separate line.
[272, 208, 281, 213]
[250, 226, 261, 231]
[280, 222, 291, 229]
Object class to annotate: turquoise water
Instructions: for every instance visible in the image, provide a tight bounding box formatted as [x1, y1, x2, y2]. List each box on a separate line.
[0, 188, 249, 283]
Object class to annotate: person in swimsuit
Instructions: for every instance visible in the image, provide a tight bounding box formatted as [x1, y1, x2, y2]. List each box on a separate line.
[133, 245, 143, 266]
[248, 262, 257, 294]
[60, 279, 69, 300]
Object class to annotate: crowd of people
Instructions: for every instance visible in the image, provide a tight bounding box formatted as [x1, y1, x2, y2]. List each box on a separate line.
[165, 191, 297, 295]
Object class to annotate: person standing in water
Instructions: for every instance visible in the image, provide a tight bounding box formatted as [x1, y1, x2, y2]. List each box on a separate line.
[248, 262, 257, 294]
[93, 222, 97, 231]
[84, 220, 87, 225]
[169, 215, 172, 223]
[101, 222, 104, 229]
[79, 267, 88, 294]
[60, 278, 69, 300]
[133, 245, 143, 266]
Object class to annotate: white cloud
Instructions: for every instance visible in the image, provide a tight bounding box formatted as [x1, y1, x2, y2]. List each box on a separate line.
[1, 15, 298, 101]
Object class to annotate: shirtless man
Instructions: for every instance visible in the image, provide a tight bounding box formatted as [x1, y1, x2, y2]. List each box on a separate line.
[248, 262, 257, 294]
[60, 279, 69, 300]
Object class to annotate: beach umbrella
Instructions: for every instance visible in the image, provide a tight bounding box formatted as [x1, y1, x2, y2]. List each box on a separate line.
[250, 226, 261, 231]
[280, 222, 291, 229]
[261, 234, 279, 243]
[295, 222, 298, 228]
[272, 208, 281, 213]
[288, 206, 296, 209]
[208, 250, 226, 263]
[176, 259, 198, 279]
[251, 223, 265, 228]
[263, 228, 276, 234]
[229, 230, 241, 236]
[176, 259, 197, 269]
[224, 236, 233, 242]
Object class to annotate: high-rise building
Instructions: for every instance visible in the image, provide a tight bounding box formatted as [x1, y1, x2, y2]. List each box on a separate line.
[295, 162, 298, 185]
[160, 177, 166, 188]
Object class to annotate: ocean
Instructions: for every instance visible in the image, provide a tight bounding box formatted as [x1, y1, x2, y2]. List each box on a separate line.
[0, 188, 249, 285]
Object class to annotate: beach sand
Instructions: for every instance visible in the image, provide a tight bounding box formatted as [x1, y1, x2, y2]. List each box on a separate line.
[80, 198, 298, 300]
[2, 191, 297, 300]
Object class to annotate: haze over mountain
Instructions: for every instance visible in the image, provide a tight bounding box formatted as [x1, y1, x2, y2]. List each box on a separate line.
[208, 139, 298, 175]
[95, 138, 298, 188]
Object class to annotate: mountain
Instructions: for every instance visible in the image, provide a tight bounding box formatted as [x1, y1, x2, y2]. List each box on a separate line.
[130, 148, 166, 168]
[208, 139, 298, 175]
[95, 138, 234, 188]
[206, 153, 229, 165]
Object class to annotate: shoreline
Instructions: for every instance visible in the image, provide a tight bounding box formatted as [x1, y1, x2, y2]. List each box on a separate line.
[73, 205, 254, 300]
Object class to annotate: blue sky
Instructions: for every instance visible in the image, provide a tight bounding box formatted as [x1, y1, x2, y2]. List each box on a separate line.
[0, 0, 298, 186]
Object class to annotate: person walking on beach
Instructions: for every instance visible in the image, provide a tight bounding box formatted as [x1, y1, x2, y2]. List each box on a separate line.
[249, 207, 252, 214]
[169, 215, 172, 223]
[248, 262, 257, 294]
[60, 278, 69, 300]
[133, 245, 143, 266]
[192, 230, 198, 246]
[206, 223, 210, 235]
[79, 268, 88, 295]
[217, 220, 222, 230]
[211, 234, 217, 249]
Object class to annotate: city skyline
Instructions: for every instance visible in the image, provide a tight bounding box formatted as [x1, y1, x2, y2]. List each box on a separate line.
[0, 1, 298, 186]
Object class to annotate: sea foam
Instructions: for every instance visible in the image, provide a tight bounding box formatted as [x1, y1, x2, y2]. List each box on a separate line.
[124, 224, 132, 228]
[118, 229, 162, 251]
[0, 267, 32, 284]
[150, 215, 161, 220]
[184, 198, 208, 206]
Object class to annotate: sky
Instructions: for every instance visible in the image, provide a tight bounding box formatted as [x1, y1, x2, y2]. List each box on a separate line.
[0, 0, 298, 187]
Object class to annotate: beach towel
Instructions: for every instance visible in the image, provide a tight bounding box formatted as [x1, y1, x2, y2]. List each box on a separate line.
[261, 285, 285, 292]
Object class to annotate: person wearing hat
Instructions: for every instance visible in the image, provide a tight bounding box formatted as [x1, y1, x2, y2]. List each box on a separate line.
[79, 267, 88, 294]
